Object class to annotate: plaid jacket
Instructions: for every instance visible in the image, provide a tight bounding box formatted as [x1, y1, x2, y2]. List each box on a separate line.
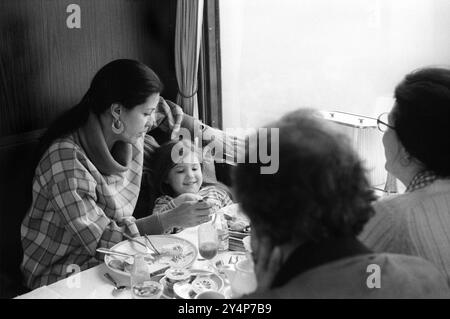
[21, 128, 143, 289]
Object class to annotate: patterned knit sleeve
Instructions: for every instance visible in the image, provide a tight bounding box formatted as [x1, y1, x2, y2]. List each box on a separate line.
[152, 196, 182, 234]
[358, 199, 399, 252]
[219, 189, 234, 207]
[199, 186, 234, 211]
[152, 195, 177, 215]
[49, 177, 139, 259]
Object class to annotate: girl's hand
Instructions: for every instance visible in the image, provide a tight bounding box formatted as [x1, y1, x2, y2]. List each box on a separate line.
[160, 200, 212, 230]
[173, 193, 203, 206]
[252, 237, 283, 293]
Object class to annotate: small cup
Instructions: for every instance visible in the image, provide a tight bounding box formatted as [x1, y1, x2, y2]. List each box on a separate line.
[195, 291, 226, 299]
[164, 268, 191, 293]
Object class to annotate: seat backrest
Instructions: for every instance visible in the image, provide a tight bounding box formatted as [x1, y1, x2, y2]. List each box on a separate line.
[0, 132, 40, 297]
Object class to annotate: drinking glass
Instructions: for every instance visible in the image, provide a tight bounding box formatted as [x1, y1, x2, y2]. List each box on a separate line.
[130, 254, 163, 299]
[197, 222, 219, 271]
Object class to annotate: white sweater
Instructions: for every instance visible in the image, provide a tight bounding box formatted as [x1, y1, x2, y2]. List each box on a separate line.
[359, 179, 450, 282]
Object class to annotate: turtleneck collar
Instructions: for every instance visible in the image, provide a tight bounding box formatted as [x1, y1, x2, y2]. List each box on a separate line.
[77, 112, 132, 175]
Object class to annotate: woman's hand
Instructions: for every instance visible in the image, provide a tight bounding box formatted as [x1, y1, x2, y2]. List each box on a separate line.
[252, 236, 283, 293]
[172, 193, 203, 206]
[154, 97, 183, 139]
[159, 200, 212, 231]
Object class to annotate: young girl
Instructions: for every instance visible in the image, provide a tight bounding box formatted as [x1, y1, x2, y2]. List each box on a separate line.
[150, 139, 233, 233]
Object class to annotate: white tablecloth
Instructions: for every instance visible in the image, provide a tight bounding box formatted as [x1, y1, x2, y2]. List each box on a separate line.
[16, 225, 232, 299]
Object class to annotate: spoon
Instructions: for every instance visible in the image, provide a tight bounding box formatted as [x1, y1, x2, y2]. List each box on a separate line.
[104, 273, 127, 295]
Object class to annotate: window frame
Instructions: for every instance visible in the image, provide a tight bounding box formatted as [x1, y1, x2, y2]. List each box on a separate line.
[198, 0, 222, 129]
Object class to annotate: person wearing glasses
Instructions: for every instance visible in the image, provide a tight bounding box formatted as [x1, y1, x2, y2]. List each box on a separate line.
[234, 109, 449, 298]
[359, 67, 450, 282]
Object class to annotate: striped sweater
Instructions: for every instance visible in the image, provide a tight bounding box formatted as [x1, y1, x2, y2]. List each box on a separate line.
[152, 185, 233, 233]
[359, 179, 450, 282]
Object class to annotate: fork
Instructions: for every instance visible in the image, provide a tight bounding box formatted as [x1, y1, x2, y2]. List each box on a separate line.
[122, 233, 150, 251]
[145, 235, 161, 255]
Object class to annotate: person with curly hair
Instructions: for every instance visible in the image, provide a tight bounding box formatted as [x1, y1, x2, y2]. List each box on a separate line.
[359, 67, 450, 282]
[233, 109, 449, 298]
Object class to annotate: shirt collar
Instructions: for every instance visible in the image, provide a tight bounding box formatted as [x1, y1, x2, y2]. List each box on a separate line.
[271, 237, 372, 289]
[405, 170, 437, 193]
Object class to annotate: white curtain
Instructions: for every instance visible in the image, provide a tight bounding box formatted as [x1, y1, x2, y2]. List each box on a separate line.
[175, 0, 204, 117]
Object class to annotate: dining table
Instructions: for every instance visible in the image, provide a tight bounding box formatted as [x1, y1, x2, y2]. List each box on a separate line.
[15, 224, 250, 299]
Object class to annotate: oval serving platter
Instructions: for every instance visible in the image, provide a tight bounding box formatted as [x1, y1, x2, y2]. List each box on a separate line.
[104, 235, 197, 277]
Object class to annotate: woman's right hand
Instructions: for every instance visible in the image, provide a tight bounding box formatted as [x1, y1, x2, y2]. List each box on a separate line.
[160, 200, 212, 230]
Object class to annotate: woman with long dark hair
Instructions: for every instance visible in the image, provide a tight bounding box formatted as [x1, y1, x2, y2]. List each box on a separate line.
[21, 59, 211, 289]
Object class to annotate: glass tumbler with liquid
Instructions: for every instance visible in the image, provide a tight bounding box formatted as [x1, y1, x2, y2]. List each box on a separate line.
[198, 222, 219, 270]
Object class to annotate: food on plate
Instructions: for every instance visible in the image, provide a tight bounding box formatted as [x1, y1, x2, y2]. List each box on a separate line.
[132, 281, 163, 299]
[105, 236, 197, 276]
[108, 257, 164, 275]
[163, 268, 191, 293]
[220, 205, 250, 232]
[227, 219, 249, 232]
[191, 275, 218, 294]
[160, 243, 184, 256]
[158, 243, 194, 266]
[108, 259, 133, 273]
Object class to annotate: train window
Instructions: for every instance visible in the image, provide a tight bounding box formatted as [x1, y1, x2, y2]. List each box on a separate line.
[219, 0, 450, 129]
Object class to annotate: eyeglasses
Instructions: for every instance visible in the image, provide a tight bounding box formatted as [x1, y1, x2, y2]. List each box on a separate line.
[377, 112, 395, 132]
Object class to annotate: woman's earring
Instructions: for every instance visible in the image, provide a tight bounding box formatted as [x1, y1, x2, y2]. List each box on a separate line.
[400, 154, 411, 166]
[112, 118, 124, 134]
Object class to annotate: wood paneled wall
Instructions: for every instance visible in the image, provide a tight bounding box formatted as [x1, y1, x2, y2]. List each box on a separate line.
[0, 0, 177, 297]
[0, 0, 178, 137]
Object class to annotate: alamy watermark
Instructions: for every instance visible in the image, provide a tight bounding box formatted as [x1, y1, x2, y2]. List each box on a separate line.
[170, 124, 280, 175]
[366, 264, 381, 289]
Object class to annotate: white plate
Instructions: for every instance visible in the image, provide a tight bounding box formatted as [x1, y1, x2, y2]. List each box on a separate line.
[104, 235, 197, 277]
[172, 269, 224, 299]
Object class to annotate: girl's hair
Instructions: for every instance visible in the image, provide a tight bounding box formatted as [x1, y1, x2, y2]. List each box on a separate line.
[393, 66, 450, 177]
[34, 59, 163, 170]
[150, 139, 202, 197]
[150, 139, 226, 198]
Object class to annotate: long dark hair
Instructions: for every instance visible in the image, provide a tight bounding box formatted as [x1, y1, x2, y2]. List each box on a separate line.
[34, 59, 163, 171]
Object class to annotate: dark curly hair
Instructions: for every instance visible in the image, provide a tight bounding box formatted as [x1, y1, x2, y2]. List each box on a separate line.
[232, 109, 376, 245]
[393, 67, 450, 177]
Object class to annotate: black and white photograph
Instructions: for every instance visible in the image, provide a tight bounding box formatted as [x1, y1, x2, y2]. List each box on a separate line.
[1, 0, 450, 302]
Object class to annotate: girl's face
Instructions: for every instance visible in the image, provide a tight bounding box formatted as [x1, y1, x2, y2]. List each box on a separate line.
[166, 151, 203, 196]
[120, 93, 159, 144]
